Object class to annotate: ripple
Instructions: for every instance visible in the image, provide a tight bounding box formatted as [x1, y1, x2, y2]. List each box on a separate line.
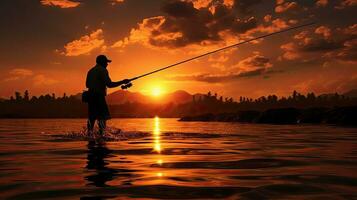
[151, 158, 306, 169]
[240, 183, 325, 199]
[7, 185, 251, 200]
[46, 131, 226, 142]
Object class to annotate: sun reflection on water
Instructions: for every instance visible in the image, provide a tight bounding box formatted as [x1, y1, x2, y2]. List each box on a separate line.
[153, 116, 162, 153]
[153, 116, 164, 178]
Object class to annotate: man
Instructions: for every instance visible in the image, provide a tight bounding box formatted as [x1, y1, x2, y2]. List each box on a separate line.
[86, 55, 131, 135]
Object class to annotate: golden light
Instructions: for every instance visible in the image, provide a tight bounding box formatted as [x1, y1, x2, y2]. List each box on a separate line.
[152, 117, 165, 179]
[153, 116, 162, 153]
[154, 142, 161, 153]
[151, 86, 162, 97]
[157, 159, 163, 165]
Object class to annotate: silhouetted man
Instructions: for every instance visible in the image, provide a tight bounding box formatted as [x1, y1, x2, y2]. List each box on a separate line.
[86, 55, 130, 135]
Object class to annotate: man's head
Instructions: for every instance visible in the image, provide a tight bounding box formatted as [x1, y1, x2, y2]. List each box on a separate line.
[96, 55, 112, 67]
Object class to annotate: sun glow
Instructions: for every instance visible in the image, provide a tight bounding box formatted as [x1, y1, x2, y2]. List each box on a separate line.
[151, 87, 162, 97]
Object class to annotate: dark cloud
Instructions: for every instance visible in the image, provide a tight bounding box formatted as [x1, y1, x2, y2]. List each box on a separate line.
[144, 0, 262, 48]
[337, 39, 357, 62]
[234, 52, 272, 72]
[301, 39, 343, 52]
[232, 0, 263, 14]
[169, 69, 283, 83]
[281, 24, 357, 63]
[162, 0, 198, 18]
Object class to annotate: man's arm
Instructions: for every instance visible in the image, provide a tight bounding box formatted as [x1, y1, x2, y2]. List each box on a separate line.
[103, 69, 130, 88]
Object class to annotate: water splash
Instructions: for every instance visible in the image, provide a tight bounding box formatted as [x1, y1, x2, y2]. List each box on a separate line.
[47, 126, 150, 141]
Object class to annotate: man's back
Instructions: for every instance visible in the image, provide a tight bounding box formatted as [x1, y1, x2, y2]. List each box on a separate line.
[86, 65, 108, 96]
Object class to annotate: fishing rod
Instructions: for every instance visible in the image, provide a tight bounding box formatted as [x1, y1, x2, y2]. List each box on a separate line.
[121, 22, 316, 89]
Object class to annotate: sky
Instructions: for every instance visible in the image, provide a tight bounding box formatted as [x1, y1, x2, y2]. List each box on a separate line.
[0, 0, 356, 99]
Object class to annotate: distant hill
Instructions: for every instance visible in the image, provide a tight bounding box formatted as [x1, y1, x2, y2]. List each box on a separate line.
[106, 89, 193, 105]
[106, 90, 147, 104]
[162, 90, 192, 104]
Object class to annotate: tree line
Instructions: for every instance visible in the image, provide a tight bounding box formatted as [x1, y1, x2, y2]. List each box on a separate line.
[0, 90, 356, 118]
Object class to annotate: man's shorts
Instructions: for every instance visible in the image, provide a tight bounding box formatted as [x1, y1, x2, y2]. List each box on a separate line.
[88, 92, 111, 120]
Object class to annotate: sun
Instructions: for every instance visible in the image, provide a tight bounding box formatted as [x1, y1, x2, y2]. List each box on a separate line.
[151, 87, 162, 97]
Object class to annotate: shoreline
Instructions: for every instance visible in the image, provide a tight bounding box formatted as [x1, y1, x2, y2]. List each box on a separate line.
[179, 106, 357, 126]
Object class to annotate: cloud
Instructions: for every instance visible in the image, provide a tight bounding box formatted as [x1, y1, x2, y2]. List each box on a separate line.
[168, 68, 282, 83]
[190, 0, 212, 9]
[62, 29, 105, 56]
[110, 0, 125, 5]
[253, 18, 290, 34]
[112, 0, 262, 49]
[275, 0, 298, 13]
[207, 48, 235, 70]
[40, 0, 80, 8]
[336, 39, 357, 62]
[113, 0, 124, 3]
[301, 25, 355, 53]
[335, 0, 357, 9]
[280, 42, 300, 60]
[280, 23, 357, 63]
[315, 26, 331, 39]
[168, 73, 242, 83]
[4, 68, 34, 81]
[264, 14, 272, 22]
[316, 0, 328, 7]
[234, 52, 272, 71]
[3, 69, 58, 86]
[343, 23, 357, 35]
[302, 39, 343, 52]
[111, 16, 167, 49]
[298, 24, 355, 53]
[33, 74, 59, 86]
[9, 68, 33, 76]
[167, 72, 250, 83]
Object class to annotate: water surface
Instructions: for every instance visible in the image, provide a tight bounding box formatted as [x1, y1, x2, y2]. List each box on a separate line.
[0, 118, 357, 199]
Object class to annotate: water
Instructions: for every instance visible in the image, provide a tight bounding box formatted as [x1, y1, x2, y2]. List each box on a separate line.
[0, 118, 357, 199]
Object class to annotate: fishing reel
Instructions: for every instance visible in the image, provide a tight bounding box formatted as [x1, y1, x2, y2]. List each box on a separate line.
[121, 82, 133, 90]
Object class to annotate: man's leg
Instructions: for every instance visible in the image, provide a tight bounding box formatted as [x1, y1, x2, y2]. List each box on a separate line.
[87, 117, 96, 135]
[98, 119, 106, 135]
[87, 95, 96, 135]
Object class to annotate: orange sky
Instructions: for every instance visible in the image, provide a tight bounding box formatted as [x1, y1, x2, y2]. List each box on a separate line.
[0, 0, 356, 99]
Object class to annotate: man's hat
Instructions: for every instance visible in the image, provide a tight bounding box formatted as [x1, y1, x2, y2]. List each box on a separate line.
[96, 55, 112, 64]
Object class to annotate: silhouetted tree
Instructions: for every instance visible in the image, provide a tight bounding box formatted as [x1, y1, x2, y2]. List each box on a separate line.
[15, 92, 22, 101]
[24, 90, 29, 101]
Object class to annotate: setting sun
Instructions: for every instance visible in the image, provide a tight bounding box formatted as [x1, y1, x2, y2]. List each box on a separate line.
[151, 87, 163, 97]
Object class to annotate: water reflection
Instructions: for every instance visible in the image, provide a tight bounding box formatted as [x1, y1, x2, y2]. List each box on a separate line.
[153, 116, 162, 153]
[85, 141, 116, 187]
[1, 119, 357, 199]
[153, 116, 164, 178]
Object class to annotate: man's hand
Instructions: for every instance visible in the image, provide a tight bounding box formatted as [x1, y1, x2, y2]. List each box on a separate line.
[121, 79, 131, 85]
[121, 82, 133, 90]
